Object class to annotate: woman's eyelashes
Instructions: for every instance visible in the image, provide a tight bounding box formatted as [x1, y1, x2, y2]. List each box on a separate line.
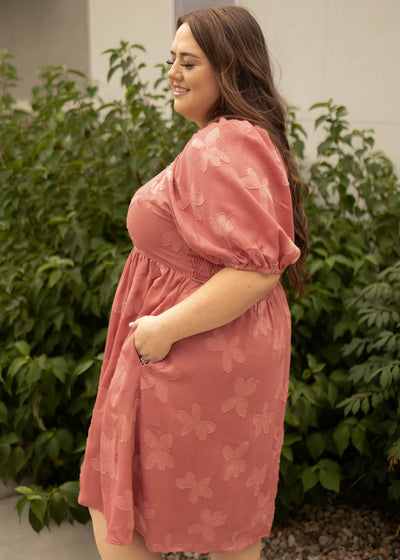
[166, 59, 194, 68]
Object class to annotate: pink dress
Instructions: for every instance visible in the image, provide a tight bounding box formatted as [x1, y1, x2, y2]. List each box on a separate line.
[78, 118, 300, 553]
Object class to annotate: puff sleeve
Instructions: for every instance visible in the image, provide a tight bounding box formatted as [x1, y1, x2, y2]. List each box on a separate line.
[170, 118, 300, 275]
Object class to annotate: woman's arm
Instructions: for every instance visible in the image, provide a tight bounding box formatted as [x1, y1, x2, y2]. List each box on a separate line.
[129, 267, 280, 363]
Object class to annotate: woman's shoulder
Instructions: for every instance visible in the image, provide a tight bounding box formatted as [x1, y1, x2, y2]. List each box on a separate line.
[193, 117, 257, 141]
[182, 117, 280, 165]
[183, 117, 272, 156]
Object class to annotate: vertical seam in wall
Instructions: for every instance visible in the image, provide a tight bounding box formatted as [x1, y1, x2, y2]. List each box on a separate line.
[322, 0, 331, 100]
[170, 0, 175, 39]
[86, 0, 93, 80]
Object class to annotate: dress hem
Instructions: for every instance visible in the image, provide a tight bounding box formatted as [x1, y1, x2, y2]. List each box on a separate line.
[80, 497, 271, 554]
[109, 524, 271, 554]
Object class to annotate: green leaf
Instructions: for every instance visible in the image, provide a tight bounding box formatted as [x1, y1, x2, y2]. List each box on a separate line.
[15, 340, 31, 356]
[314, 115, 327, 130]
[29, 504, 45, 532]
[59, 481, 80, 506]
[351, 399, 360, 415]
[0, 433, 19, 445]
[15, 486, 34, 495]
[333, 424, 350, 457]
[107, 65, 120, 83]
[284, 408, 301, 427]
[310, 101, 331, 110]
[0, 402, 7, 424]
[0, 443, 11, 465]
[317, 139, 333, 156]
[318, 459, 341, 493]
[49, 492, 68, 525]
[52, 356, 67, 382]
[284, 433, 302, 446]
[8, 357, 28, 377]
[306, 432, 326, 460]
[302, 466, 319, 492]
[47, 435, 60, 463]
[361, 397, 370, 414]
[73, 360, 94, 376]
[14, 496, 28, 519]
[9, 446, 26, 473]
[48, 269, 62, 288]
[27, 493, 46, 514]
[281, 445, 293, 462]
[70, 504, 91, 523]
[56, 429, 74, 452]
[380, 368, 392, 389]
[319, 468, 340, 493]
[351, 425, 367, 454]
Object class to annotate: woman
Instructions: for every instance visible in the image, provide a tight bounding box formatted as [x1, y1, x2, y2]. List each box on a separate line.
[78, 6, 308, 560]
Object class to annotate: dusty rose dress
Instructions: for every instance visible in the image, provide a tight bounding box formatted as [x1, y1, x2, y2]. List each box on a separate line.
[78, 117, 300, 553]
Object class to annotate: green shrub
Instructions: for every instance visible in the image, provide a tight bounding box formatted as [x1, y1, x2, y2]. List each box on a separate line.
[279, 101, 400, 517]
[0, 46, 399, 533]
[0, 44, 195, 530]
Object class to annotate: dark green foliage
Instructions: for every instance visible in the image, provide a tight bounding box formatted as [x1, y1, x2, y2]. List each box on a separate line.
[0, 46, 399, 533]
[0, 44, 195, 531]
[279, 100, 400, 518]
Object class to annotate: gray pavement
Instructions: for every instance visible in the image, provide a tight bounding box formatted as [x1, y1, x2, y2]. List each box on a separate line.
[0, 486, 99, 560]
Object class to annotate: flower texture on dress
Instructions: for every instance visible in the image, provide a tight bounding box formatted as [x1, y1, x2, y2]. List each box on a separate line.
[177, 403, 217, 440]
[253, 402, 275, 438]
[220, 377, 260, 418]
[187, 508, 229, 543]
[205, 331, 245, 373]
[175, 472, 214, 504]
[245, 465, 268, 497]
[143, 430, 175, 471]
[222, 441, 250, 481]
[133, 491, 156, 532]
[191, 127, 231, 172]
[140, 362, 182, 404]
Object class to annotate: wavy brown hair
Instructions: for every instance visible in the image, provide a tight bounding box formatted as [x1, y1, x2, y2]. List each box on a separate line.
[177, 6, 308, 296]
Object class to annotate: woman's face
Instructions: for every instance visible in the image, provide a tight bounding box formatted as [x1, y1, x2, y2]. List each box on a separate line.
[167, 23, 221, 127]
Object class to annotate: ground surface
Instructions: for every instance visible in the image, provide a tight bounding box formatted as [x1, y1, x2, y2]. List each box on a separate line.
[1, 490, 399, 559]
[164, 494, 400, 560]
[260, 495, 399, 560]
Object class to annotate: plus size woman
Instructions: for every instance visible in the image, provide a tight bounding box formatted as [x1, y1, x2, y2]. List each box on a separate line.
[78, 6, 308, 560]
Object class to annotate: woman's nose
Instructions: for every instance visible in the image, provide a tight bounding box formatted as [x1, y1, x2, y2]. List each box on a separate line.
[167, 62, 181, 81]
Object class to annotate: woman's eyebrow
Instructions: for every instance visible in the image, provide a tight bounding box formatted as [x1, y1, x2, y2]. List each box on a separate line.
[170, 50, 201, 59]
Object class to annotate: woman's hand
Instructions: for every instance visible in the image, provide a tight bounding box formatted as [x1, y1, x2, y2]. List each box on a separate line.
[129, 315, 173, 364]
[129, 268, 280, 364]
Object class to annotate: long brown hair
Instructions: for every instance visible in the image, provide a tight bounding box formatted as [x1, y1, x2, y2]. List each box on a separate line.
[177, 6, 308, 296]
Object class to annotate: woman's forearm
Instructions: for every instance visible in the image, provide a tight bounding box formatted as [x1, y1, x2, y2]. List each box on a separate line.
[130, 267, 280, 362]
[157, 267, 280, 344]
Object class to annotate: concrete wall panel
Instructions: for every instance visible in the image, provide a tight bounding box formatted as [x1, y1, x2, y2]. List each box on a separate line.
[0, 0, 89, 99]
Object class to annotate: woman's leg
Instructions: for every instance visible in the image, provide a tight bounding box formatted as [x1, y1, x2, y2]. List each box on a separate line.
[89, 508, 164, 560]
[210, 539, 262, 560]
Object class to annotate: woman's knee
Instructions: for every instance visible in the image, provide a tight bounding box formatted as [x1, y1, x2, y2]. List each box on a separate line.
[89, 508, 163, 560]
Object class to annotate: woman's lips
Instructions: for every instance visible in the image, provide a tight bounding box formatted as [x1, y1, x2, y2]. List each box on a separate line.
[173, 86, 190, 97]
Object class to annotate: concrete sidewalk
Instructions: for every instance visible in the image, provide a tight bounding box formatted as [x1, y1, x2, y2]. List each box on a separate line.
[0, 489, 99, 560]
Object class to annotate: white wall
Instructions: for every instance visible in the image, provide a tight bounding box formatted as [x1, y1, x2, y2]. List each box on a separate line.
[4, 1, 398, 170]
[239, 0, 400, 170]
[86, 0, 399, 170]
[87, 0, 175, 103]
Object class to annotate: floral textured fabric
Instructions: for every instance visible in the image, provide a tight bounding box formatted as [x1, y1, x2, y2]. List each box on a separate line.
[78, 118, 300, 553]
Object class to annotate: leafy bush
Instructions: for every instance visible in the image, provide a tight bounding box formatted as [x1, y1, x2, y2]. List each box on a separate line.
[0, 45, 399, 533]
[279, 100, 400, 517]
[0, 44, 195, 530]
